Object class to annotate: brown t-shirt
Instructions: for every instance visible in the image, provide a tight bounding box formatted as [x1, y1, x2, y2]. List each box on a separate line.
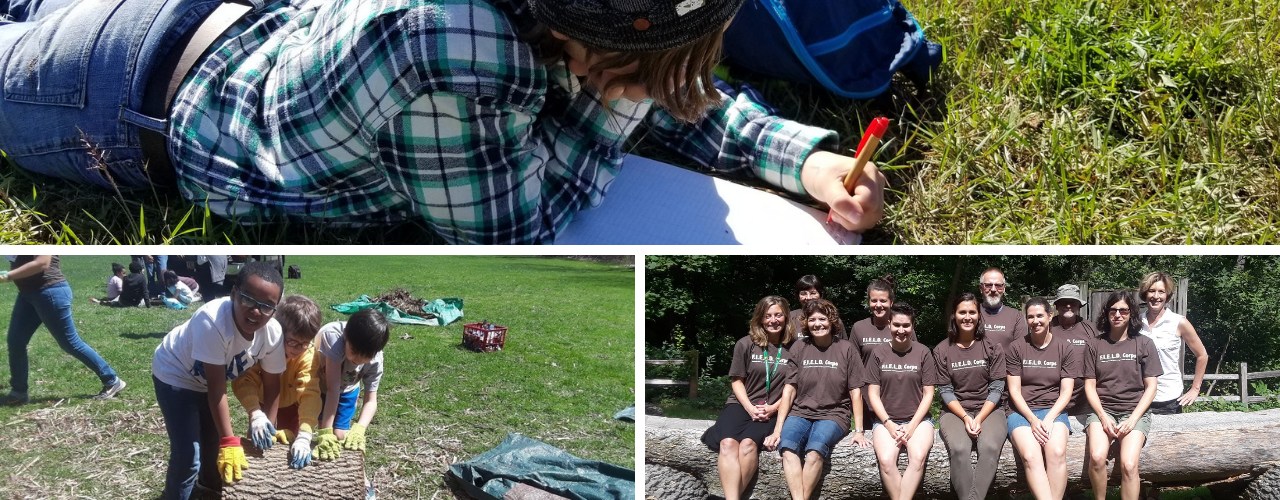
[849, 317, 893, 363]
[865, 341, 945, 422]
[725, 335, 794, 406]
[11, 256, 66, 293]
[933, 337, 1005, 412]
[787, 337, 863, 432]
[1051, 318, 1096, 413]
[1006, 334, 1081, 409]
[791, 308, 847, 341]
[1084, 334, 1164, 413]
[983, 304, 1027, 348]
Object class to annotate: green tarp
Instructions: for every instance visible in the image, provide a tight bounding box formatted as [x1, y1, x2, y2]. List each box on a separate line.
[448, 433, 635, 500]
[331, 295, 464, 326]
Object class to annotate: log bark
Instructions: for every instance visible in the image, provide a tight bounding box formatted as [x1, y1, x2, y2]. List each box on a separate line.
[221, 443, 366, 499]
[646, 409, 1280, 499]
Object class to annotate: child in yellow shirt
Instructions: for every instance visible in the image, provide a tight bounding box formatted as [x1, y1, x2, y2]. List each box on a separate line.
[232, 295, 323, 469]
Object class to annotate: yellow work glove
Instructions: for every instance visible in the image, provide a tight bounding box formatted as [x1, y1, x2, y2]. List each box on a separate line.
[275, 428, 296, 444]
[315, 428, 341, 461]
[217, 436, 249, 483]
[342, 423, 367, 451]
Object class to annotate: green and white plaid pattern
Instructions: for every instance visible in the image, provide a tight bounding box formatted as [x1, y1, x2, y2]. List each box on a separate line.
[168, 0, 836, 243]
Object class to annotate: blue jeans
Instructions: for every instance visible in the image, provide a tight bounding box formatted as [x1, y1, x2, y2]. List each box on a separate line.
[153, 375, 220, 500]
[778, 416, 847, 460]
[148, 255, 169, 295]
[0, 0, 256, 188]
[1007, 407, 1073, 437]
[6, 282, 117, 394]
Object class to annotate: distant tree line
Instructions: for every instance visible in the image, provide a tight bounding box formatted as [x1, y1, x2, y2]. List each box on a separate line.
[646, 255, 1280, 384]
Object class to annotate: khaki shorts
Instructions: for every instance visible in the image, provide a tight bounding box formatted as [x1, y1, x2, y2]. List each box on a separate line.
[1085, 410, 1152, 436]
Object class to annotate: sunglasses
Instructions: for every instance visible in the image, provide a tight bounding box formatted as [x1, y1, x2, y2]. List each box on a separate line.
[1108, 307, 1131, 316]
[237, 290, 278, 315]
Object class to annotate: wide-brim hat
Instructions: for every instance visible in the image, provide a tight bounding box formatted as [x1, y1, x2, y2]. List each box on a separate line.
[530, 0, 746, 52]
[1053, 284, 1086, 306]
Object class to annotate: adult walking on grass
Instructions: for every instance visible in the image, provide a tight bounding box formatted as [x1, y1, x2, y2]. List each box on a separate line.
[1084, 291, 1162, 500]
[1006, 298, 1079, 500]
[866, 302, 943, 500]
[700, 296, 796, 500]
[2, 255, 127, 405]
[0, 0, 886, 244]
[778, 299, 864, 500]
[1138, 272, 1208, 415]
[934, 292, 1007, 500]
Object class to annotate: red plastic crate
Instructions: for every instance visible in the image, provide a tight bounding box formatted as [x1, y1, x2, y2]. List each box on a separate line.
[463, 322, 507, 352]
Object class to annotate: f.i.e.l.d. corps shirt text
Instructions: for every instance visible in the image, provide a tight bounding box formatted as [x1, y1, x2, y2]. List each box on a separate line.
[787, 338, 863, 432]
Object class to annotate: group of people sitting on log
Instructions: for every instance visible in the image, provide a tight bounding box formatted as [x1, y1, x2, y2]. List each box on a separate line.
[702, 268, 1208, 500]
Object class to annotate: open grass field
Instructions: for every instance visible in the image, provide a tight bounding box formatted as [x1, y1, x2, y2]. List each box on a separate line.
[0, 0, 1274, 244]
[0, 255, 635, 498]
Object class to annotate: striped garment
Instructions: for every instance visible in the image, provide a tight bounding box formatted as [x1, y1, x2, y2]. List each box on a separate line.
[168, 0, 837, 243]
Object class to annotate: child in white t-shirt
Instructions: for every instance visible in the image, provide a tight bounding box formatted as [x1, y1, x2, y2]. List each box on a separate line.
[312, 309, 390, 461]
[151, 262, 287, 498]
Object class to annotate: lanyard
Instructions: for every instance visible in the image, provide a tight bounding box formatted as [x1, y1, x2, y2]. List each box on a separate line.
[762, 345, 785, 399]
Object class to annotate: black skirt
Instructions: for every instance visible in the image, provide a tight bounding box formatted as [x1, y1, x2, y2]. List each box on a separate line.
[701, 403, 778, 452]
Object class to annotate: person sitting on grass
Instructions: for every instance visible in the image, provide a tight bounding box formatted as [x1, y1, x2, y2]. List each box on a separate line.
[91, 261, 149, 307]
[233, 295, 324, 469]
[0, 0, 886, 244]
[98, 263, 126, 303]
[150, 262, 286, 498]
[164, 270, 204, 306]
[314, 309, 391, 460]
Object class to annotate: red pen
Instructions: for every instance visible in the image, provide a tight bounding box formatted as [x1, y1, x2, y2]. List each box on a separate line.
[827, 117, 890, 224]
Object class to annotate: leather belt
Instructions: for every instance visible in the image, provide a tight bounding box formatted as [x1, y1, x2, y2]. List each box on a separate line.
[139, 0, 253, 188]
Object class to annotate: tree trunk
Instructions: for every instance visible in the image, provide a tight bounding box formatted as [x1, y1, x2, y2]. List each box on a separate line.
[646, 409, 1280, 499]
[221, 444, 366, 499]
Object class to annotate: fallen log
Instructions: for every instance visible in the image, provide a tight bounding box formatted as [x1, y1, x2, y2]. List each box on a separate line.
[221, 442, 366, 499]
[646, 409, 1280, 499]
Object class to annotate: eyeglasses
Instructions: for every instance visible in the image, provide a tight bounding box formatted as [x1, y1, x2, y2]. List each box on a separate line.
[236, 291, 277, 315]
[980, 283, 1006, 290]
[284, 337, 311, 349]
[1108, 307, 1131, 316]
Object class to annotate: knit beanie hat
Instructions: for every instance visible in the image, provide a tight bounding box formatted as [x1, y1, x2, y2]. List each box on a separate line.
[530, 0, 745, 52]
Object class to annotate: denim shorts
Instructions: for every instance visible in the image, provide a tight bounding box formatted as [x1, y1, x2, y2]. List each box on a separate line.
[0, 0, 258, 188]
[778, 416, 848, 460]
[1007, 408, 1072, 437]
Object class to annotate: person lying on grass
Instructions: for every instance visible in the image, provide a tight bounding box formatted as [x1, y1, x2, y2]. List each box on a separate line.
[232, 295, 325, 469]
[0, 0, 885, 244]
[151, 262, 286, 498]
[314, 309, 391, 460]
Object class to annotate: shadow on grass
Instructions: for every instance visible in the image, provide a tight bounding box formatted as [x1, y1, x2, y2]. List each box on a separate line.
[120, 331, 169, 340]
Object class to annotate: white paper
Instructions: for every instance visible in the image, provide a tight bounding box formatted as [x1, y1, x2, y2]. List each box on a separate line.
[554, 156, 861, 245]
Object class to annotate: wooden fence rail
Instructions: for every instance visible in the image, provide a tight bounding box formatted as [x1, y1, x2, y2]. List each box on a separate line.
[1186, 362, 1280, 407]
[645, 350, 699, 399]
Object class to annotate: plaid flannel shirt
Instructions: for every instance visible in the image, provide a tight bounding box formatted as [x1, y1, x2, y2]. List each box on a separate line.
[168, 0, 838, 244]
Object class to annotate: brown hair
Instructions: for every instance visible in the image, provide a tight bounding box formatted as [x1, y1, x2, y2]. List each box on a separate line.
[748, 295, 794, 347]
[530, 24, 726, 123]
[801, 299, 842, 336]
[275, 295, 322, 341]
[946, 292, 986, 343]
[1139, 271, 1175, 301]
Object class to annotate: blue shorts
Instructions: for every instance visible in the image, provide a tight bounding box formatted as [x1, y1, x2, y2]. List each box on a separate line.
[322, 385, 361, 431]
[778, 416, 847, 460]
[1007, 408, 1072, 437]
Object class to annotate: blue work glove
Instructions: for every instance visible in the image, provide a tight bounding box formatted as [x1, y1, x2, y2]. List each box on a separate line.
[249, 410, 277, 450]
[290, 431, 314, 469]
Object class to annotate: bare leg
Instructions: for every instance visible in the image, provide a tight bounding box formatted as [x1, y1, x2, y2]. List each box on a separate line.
[738, 439, 759, 496]
[1045, 422, 1071, 500]
[872, 425, 904, 500]
[781, 450, 806, 500]
[1011, 427, 1053, 500]
[899, 421, 935, 500]
[718, 438, 743, 500]
[1118, 430, 1147, 500]
[801, 450, 826, 500]
[1084, 423, 1112, 500]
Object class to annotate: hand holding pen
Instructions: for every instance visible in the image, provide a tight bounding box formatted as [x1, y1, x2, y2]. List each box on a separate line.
[803, 117, 889, 231]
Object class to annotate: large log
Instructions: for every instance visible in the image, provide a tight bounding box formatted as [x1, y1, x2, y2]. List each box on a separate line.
[220, 441, 366, 499]
[645, 409, 1280, 499]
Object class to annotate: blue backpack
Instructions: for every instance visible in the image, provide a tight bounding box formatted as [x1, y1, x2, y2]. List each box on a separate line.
[721, 0, 943, 99]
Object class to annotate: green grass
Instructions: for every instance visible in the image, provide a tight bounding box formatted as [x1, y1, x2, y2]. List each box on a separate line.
[0, 256, 635, 498]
